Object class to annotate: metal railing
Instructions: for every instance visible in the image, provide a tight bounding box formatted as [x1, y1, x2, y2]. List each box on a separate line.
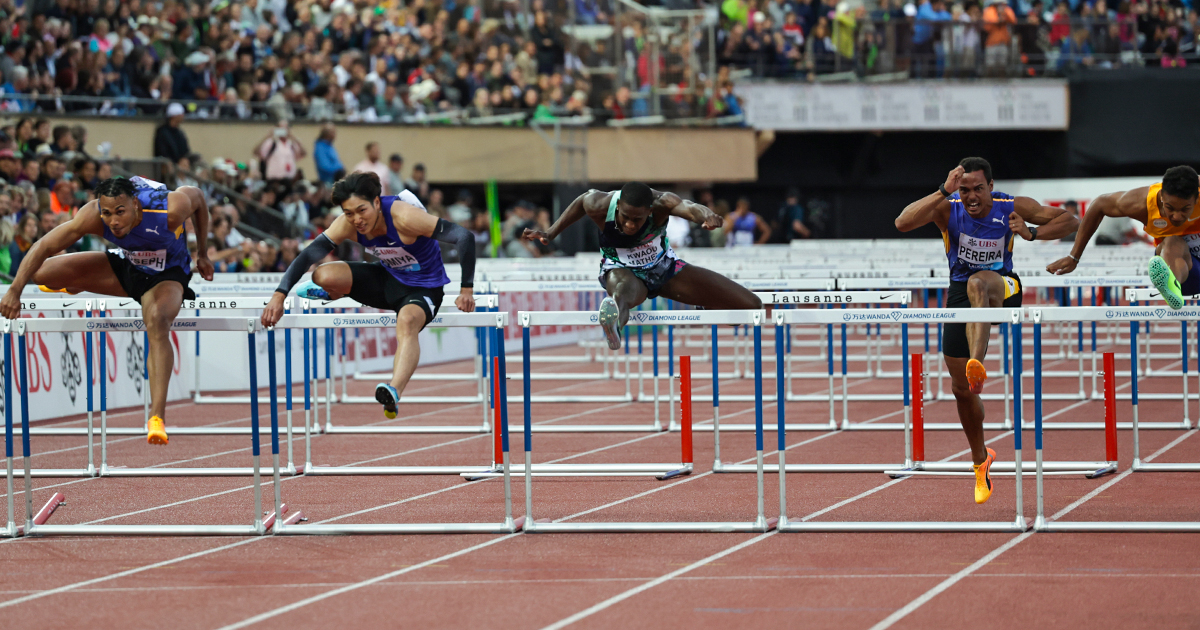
[718, 16, 1174, 80]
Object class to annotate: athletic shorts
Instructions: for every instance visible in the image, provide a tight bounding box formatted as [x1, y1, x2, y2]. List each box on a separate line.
[598, 255, 688, 300]
[942, 272, 1022, 359]
[347, 262, 443, 327]
[106, 252, 196, 304]
[1180, 254, 1200, 296]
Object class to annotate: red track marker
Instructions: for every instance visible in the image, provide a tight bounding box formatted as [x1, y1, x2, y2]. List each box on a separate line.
[1104, 351, 1117, 463]
[912, 353, 924, 463]
[680, 355, 693, 465]
[493, 356, 502, 466]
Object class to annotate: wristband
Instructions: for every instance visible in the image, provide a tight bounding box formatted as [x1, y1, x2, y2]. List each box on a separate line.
[1028, 225, 1038, 241]
[938, 184, 951, 198]
[1068, 254, 1079, 262]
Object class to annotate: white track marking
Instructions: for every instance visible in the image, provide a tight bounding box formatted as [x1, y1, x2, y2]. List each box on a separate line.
[214, 535, 521, 630]
[867, 429, 1198, 630]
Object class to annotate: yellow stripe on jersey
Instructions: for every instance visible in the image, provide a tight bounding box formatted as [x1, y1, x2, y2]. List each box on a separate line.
[1003, 276, 1020, 300]
[941, 230, 950, 254]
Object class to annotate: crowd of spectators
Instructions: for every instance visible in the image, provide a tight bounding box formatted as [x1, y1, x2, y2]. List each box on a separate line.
[715, 0, 1198, 78]
[0, 0, 744, 124]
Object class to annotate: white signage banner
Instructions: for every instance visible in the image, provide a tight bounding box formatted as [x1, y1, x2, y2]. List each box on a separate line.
[738, 80, 1069, 131]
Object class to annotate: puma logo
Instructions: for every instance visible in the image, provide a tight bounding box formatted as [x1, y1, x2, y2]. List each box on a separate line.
[991, 218, 1004, 224]
[144, 225, 161, 236]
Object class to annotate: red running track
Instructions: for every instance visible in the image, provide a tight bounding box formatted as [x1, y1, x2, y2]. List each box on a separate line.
[2, 328, 1200, 630]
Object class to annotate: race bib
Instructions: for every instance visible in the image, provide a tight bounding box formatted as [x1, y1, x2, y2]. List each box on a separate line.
[956, 233, 1004, 269]
[371, 246, 421, 272]
[1184, 234, 1200, 259]
[615, 240, 664, 268]
[112, 247, 167, 272]
[733, 231, 754, 247]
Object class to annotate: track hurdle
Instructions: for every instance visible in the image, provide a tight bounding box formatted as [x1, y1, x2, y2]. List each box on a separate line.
[17, 317, 289, 536]
[277, 311, 514, 474]
[521, 309, 774, 533]
[1034, 307, 1200, 532]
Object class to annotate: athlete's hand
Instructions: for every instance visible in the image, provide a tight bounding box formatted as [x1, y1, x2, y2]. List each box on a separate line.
[943, 165, 965, 194]
[522, 228, 551, 244]
[1046, 256, 1078, 275]
[0, 286, 22, 321]
[261, 293, 286, 329]
[1009, 212, 1033, 241]
[701, 214, 723, 230]
[456, 288, 475, 313]
[195, 256, 215, 282]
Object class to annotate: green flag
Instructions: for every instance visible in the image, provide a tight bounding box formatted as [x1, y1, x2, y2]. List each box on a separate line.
[487, 179, 501, 258]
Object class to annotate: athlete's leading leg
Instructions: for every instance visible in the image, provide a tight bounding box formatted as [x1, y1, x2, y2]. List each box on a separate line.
[311, 262, 353, 299]
[32, 252, 128, 296]
[656, 264, 763, 310]
[376, 304, 427, 418]
[1150, 236, 1194, 310]
[599, 268, 648, 349]
[964, 270, 1005, 363]
[141, 281, 184, 444]
[946, 356, 987, 464]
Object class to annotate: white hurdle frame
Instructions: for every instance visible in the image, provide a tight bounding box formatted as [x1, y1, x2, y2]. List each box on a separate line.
[278, 311, 519, 475]
[520, 309, 775, 533]
[16, 317, 289, 535]
[1034, 305, 1200, 532]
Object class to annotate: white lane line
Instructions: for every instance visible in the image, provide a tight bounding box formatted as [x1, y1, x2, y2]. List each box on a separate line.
[867, 428, 1198, 630]
[213, 534, 520, 630]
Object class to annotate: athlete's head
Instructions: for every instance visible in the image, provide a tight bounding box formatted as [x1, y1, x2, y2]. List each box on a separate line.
[95, 177, 140, 239]
[615, 181, 655, 236]
[332, 170, 384, 234]
[1158, 165, 1199, 227]
[956, 157, 994, 218]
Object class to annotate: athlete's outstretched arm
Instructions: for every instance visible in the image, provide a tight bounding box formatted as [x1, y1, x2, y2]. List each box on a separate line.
[523, 190, 603, 244]
[391, 201, 477, 313]
[1045, 189, 1141, 275]
[1010, 197, 1078, 241]
[663, 193, 723, 230]
[262, 216, 355, 327]
[896, 166, 959, 232]
[167, 189, 214, 281]
[0, 203, 104, 319]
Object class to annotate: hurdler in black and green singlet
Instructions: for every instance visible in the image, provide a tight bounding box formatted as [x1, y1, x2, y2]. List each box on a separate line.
[521, 182, 763, 350]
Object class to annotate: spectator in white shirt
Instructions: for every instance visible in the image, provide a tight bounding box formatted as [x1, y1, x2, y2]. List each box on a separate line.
[353, 141, 391, 194]
[257, 120, 306, 190]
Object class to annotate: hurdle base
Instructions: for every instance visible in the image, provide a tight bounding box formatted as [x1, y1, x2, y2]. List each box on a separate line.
[354, 372, 479, 382]
[14, 493, 66, 536]
[307, 465, 493, 475]
[100, 464, 301, 477]
[27, 468, 95, 478]
[340, 394, 484, 404]
[508, 395, 634, 404]
[15, 427, 298, 436]
[1132, 462, 1200, 472]
[323, 424, 489, 434]
[1036, 520, 1200, 532]
[525, 518, 777, 533]
[528, 424, 662, 433]
[843, 422, 1007, 432]
[690, 423, 838, 432]
[779, 519, 1029, 532]
[718, 463, 901, 474]
[27, 524, 264, 536]
[276, 516, 526, 535]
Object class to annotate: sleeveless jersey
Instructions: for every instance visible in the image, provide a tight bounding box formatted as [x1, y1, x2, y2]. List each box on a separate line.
[599, 190, 674, 269]
[355, 189, 449, 288]
[104, 176, 191, 275]
[1143, 182, 1200, 258]
[942, 192, 1016, 282]
[728, 211, 757, 247]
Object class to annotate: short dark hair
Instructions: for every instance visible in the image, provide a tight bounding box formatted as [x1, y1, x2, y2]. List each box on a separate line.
[364, 141, 378, 151]
[52, 125, 72, 142]
[1162, 165, 1199, 200]
[413, 163, 425, 171]
[620, 181, 654, 208]
[95, 177, 137, 200]
[389, 153, 402, 163]
[331, 171, 382, 206]
[1064, 199, 1078, 208]
[958, 157, 993, 183]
